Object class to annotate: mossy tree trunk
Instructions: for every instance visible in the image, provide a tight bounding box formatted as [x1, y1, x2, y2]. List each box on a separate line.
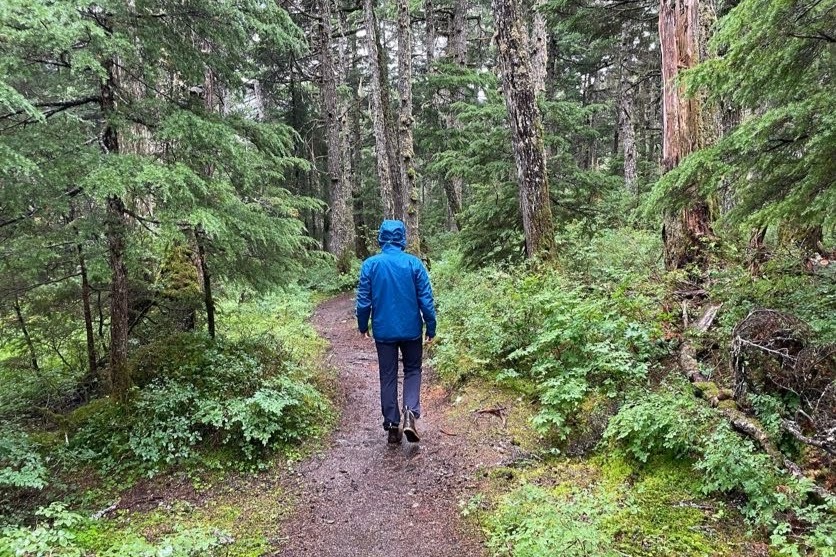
[364, 0, 397, 220]
[492, 0, 556, 259]
[319, 0, 355, 270]
[100, 52, 129, 399]
[397, 0, 420, 255]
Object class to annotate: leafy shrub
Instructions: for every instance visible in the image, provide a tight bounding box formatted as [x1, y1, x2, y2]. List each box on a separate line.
[604, 389, 710, 462]
[297, 257, 361, 294]
[605, 387, 836, 553]
[432, 250, 666, 440]
[0, 426, 48, 491]
[0, 502, 225, 556]
[71, 334, 328, 471]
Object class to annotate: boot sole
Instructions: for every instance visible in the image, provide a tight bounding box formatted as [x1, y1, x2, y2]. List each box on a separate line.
[403, 428, 420, 443]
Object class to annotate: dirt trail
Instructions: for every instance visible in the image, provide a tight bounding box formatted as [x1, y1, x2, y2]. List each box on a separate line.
[274, 294, 491, 557]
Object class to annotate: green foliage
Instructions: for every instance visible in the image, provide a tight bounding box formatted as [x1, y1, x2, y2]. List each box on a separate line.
[298, 257, 361, 294]
[71, 333, 327, 471]
[0, 502, 225, 557]
[421, 72, 624, 267]
[652, 0, 835, 234]
[486, 483, 618, 556]
[483, 457, 743, 557]
[432, 234, 667, 440]
[604, 390, 709, 462]
[708, 253, 836, 344]
[605, 387, 836, 553]
[0, 427, 48, 490]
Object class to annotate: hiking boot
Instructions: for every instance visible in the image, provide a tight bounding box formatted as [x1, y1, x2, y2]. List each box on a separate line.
[402, 407, 420, 443]
[387, 427, 402, 445]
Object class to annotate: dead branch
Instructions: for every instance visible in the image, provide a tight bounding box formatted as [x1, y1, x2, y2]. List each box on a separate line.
[722, 408, 832, 501]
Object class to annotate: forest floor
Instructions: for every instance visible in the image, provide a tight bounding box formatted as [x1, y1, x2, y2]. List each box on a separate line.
[101, 292, 534, 556]
[97, 292, 761, 556]
[273, 293, 499, 556]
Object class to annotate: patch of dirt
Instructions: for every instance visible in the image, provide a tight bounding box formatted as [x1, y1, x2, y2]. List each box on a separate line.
[116, 474, 200, 512]
[274, 294, 502, 557]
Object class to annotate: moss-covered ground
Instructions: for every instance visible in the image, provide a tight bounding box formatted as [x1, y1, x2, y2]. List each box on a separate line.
[446, 379, 764, 557]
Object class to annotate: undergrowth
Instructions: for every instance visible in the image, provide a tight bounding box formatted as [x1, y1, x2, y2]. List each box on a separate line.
[435, 227, 836, 556]
[0, 287, 331, 555]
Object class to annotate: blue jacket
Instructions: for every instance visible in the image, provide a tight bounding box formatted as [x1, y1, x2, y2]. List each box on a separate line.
[356, 220, 436, 342]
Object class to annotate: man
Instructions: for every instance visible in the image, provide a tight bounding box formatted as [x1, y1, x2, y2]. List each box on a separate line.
[356, 220, 436, 445]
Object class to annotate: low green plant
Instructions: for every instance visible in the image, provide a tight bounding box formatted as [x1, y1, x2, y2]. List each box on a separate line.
[70, 334, 328, 471]
[485, 483, 618, 557]
[297, 258, 361, 294]
[605, 387, 836, 554]
[0, 502, 226, 556]
[604, 389, 709, 462]
[0, 426, 48, 490]
[432, 246, 667, 440]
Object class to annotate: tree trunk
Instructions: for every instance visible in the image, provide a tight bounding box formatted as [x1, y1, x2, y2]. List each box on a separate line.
[450, 0, 467, 66]
[617, 23, 639, 196]
[196, 230, 215, 339]
[320, 0, 355, 269]
[659, 0, 715, 270]
[397, 0, 420, 254]
[492, 0, 555, 259]
[778, 223, 823, 256]
[441, 0, 467, 231]
[105, 194, 129, 399]
[530, 0, 548, 96]
[424, 0, 436, 68]
[364, 0, 397, 219]
[13, 295, 39, 371]
[101, 56, 129, 399]
[747, 226, 768, 275]
[78, 244, 98, 385]
[379, 27, 405, 221]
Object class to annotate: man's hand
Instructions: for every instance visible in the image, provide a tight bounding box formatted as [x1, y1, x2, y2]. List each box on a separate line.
[360, 331, 371, 340]
[425, 336, 434, 344]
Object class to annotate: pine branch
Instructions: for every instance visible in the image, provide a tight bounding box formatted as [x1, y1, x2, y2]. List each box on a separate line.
[0, 96, 100, 122]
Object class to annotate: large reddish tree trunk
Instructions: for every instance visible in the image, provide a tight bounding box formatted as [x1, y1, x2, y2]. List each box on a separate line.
[659, 0, 716, 270]
[492, 0, 555, 259]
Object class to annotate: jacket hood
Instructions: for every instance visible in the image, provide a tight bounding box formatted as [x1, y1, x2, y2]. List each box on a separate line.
[377, 219, 407, 249]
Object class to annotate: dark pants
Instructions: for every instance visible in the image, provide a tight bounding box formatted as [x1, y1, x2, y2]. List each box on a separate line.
[375, 338, 423, 429]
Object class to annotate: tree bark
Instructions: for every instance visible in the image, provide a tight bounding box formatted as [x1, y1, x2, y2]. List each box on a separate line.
[530, 0, 548, 96]
[105, 194, 129, 399]
[659, 0, 716, 270]
[617, 23, 639, 196]
[101, 56, 129, 399]
[364, 0, 397, 219]
[492, 0, 555, 259]
[424, 0, 436, 69]
[195, 230, 215, 339]
[397, 0, 420, 254]
[13, 295, 39, 371]
[320, 0, 355, 269]
[78, 244, 98, 385]
[747, 225, 768, 275]
[441, 0, 467, 230]
[450, 0, 468, 67]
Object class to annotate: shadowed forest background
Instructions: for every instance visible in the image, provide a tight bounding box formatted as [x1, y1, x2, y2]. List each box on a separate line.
[1, 0, 834, 555]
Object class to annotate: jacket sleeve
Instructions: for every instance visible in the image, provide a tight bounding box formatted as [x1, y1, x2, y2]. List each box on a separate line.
[356, 261, 372, 333]
[414, 261, 436, 338]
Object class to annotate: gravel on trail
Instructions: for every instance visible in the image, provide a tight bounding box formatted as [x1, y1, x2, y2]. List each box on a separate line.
[274, 294, 493, 557]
